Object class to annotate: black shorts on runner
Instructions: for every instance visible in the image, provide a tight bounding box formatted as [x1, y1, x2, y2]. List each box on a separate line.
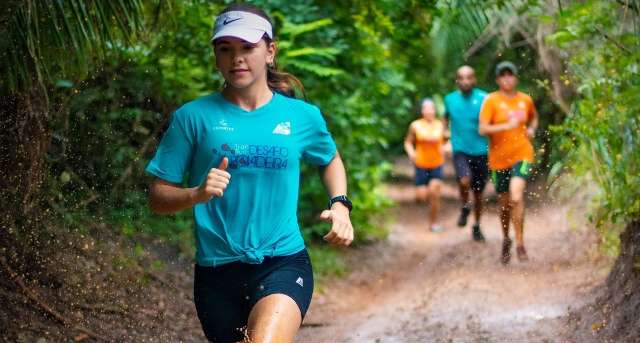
[415, 165, 444, 186]
[491, 160, 533, 193]
[453, 152, 488, 192]
[194, 248, 314, 343]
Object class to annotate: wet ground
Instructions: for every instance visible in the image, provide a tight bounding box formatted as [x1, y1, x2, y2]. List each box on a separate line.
[297, 158, 607, 343]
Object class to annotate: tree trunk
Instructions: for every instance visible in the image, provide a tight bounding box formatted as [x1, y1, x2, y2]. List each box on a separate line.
[0, 86, 51, 275]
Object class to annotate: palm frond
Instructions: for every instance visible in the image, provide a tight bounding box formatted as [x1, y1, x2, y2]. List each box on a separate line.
[0, 0, 146, 94]
[285, 60, 344, 78]
[431, 0, 539, 67]
[280, 18, 333, 38]
[282, 47, 341, 60]
[276, 15, 344, 80]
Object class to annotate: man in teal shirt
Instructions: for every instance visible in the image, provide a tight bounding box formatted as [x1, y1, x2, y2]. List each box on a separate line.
[444, 65, 488, 242]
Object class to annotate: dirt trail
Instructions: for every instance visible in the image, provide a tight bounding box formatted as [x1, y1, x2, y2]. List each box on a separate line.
[297, 158, 607, 343]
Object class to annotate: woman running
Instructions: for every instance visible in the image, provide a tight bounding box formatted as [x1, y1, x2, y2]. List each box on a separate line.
[145, 4, 354, 342]
[404, 98, 446, 233]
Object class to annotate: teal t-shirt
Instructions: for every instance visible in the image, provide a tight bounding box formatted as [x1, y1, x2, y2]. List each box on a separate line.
[444, 88, 488, 156]
[146, 92, 337, 267]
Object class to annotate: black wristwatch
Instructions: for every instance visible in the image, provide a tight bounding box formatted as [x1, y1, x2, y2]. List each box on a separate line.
[328, 195, 353, 212]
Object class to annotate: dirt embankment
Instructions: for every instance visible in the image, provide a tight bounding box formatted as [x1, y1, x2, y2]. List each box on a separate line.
[0, 224, 206, 342]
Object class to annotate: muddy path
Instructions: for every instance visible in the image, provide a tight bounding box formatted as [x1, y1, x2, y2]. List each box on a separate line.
[297, 158, 608, 343]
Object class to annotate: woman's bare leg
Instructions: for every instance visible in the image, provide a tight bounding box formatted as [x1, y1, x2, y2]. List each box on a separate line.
[416, 185, 428, 203]
[245, 294, 301, 343]
[427, 180, 442, 228]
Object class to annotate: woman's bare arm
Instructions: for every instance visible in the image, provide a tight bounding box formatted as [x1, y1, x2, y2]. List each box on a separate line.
[149, 157, 231, 214]
[318, 152, 354, 246]
[404, 124, 417, 163]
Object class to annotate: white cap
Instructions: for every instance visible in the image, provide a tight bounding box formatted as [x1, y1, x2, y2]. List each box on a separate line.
[211, 11, 273, 44]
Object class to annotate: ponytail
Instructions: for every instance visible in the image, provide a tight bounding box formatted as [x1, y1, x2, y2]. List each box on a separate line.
[266, 40, 306, 99]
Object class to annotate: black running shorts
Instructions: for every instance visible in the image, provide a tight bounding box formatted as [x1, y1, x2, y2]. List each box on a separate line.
[194, 248, 314, 343]
[453, 152, 489, 192]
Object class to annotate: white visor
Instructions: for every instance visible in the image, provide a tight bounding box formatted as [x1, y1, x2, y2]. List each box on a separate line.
[211, 10, 273, 44]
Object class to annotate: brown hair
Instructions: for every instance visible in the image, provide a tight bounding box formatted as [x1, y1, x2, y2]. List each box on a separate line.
[215, 4, 305, 98]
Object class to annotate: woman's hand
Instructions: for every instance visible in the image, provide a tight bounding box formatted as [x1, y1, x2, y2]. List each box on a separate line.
[407, 152, 416, 164]
[320, 203, 354, 246]
[442, 141, 452, 158]
[193, 157, 231, 203]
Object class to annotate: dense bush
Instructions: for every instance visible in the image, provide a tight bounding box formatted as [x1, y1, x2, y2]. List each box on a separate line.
[548, 0, 640, 255]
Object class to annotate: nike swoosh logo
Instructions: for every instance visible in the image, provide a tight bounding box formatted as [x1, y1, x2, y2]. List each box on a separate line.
[223, 18, 241, 25]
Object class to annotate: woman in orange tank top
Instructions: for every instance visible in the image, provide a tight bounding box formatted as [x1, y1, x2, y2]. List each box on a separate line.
[404, 98, 446, 232]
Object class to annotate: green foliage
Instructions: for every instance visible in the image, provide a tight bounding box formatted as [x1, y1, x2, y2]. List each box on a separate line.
[281, 0, 436, 240]
[548, 0, 640, 253]
[429, 0, 569, 176]
[47, 0, 432, 256]
[431, 0, 549, 89]
[40, 1, 445, 273]
[113, 208, 196, 259]
[307, 244, 347, 290]
[278, 18, 344, 80]
[0, 0, 146, 93]
[46, 1, 227, 256]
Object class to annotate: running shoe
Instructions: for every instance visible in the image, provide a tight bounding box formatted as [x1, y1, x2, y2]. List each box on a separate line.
[430, 224, 445, 233]
[517, 246, 529, 262]
[457, 204, 472, 227]
[472, 224, 485, 242]
[501, 237, 512, 265]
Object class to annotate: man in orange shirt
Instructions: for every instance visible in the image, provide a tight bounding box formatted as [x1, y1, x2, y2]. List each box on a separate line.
[404, 98, 446, 233]
[479, 61, 538, 264]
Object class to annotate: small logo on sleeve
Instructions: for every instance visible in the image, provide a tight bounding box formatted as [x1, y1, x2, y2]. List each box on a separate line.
[296, 276, 304, 287]
[272, 121, 291, 135]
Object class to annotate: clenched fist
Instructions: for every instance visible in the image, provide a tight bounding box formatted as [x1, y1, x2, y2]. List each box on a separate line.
[320, 203, 354, 246]
[193, 157, 231, 203]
